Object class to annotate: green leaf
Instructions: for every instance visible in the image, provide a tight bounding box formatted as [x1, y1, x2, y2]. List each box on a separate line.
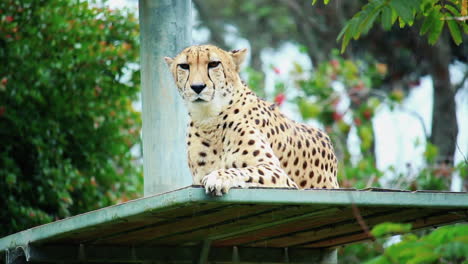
[447, 20, 462, 45]
[359, 1, 385, 34]
[406, 0, 421, 11]
[463, 22, 468, 34]
[371, 222, 412, 237]
[424, 143, 439, 163]
[389, 0, 414, 23]
[337, 22, 352, 53]
[311, 0, 330, 4]
[350, 16, 363, 40]
[364, 256, 391, 264]
[419, 6, 440, 36]
[444, 4, 461, 17]
[428, 16, 444, 45]
[381, 5, 393, 30]
[297, 98, 322, 119]
[391, 8, 398, 24]
[398, 16, 406, 28]
[436, 242, 468, 259]
[407, 250, 439, 264]
[337, 21, 350, 41]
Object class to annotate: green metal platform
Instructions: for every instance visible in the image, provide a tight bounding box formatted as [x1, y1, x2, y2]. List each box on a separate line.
[1, 186, 467, 263]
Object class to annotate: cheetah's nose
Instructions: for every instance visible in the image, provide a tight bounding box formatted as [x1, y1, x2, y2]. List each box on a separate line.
[191, 84, 206, 94]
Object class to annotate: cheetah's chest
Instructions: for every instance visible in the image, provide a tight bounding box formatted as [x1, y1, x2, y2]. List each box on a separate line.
[187, 128, 224, 184]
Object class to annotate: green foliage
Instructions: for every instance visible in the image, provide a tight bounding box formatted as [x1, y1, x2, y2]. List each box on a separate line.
[424, 142, 439, 163]
[365, 224, 468, 264]
[339, 241, 382, 264]
[318, 0, 468, 52]
[0, 0, 142, 236]
[245, 67, 266, 98]
[371, 222, 412, 237]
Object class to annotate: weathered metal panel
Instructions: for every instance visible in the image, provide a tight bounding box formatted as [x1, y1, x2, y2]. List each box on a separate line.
[155, 205, 335, 246]
[0, 186, 467, 263]
[251, 208, 438, 247]
[100, 204, 278, 245]
[0, 187, 196, 250]
[212, 206, 390, 247]
[139, 0, 192, 196]
[52, 203, 225, 244]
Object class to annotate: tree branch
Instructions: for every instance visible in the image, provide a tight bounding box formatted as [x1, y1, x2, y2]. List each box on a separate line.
[192, 0, 229, 49]
[455, 70, 468, 92]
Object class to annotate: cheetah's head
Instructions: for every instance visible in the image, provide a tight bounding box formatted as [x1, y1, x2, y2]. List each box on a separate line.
[165, 45, 247, 120]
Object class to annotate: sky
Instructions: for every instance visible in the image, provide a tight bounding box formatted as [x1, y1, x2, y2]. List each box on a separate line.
[107, 0, 467, 191]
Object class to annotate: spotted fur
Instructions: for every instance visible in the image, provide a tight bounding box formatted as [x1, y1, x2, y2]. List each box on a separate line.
[165, 45, 339, 196]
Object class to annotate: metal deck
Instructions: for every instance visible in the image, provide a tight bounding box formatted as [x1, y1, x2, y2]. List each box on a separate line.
[1, 186, 467, 263]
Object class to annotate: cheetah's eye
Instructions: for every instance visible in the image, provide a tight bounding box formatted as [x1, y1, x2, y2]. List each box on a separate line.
[208, 61, 221, 68]
[178, 64, 189, 70]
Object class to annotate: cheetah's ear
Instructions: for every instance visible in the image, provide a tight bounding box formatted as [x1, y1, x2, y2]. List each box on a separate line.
[164, 57, 174, 67]
[229, 48, 248, 72]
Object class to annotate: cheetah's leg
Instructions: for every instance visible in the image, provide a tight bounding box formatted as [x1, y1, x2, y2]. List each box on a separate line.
[201, 127, 297, 196]
[202, 164, 298, 196]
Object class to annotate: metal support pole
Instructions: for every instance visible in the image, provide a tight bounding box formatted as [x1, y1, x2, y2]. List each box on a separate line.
[319, 248, 337, 264]
[139, 0, 192, 196]
[5, 248, 26, 264]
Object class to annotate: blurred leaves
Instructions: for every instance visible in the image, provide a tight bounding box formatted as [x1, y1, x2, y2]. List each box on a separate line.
[371, 222, 412, 237]
[326, 0, 468, 52]
[0, 0, 142, 236]
[365, 224, 468, 264]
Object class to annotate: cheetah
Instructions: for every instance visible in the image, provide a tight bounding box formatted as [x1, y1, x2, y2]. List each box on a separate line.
[164, 45, 339, 196]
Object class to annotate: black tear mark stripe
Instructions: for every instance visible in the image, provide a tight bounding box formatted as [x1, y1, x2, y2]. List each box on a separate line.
[183, 54, 190, 90]
[222, 64, 227, 80]
[207, 51, 216, 92]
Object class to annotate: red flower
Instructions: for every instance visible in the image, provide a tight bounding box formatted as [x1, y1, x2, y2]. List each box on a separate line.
[363, 109, 373, 120]
[0, 106, 5, 117]
[5, 16, 13, 22]
[331, 97, 340, 107]
[354, 117, 362, 126]
[329, 59, 339, 70]
[332, 111, 343, 121]
[273, 67, 281, 75]
[274, 93, 286, 106]
[1, 77, 7, 85]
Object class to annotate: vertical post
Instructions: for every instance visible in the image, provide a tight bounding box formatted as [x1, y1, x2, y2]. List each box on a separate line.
[139, 0, 192, 196]
[319, 248, 337, 264]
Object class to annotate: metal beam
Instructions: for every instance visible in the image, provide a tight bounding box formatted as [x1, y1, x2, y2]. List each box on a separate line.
[139, 0, 192, 196]
[198, 240, 212, 264]
[4, 245, 336, 264]
[5, 247, 26, 264]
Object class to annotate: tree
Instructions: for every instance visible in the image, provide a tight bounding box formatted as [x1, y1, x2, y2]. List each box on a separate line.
[0, 0, 142, 236]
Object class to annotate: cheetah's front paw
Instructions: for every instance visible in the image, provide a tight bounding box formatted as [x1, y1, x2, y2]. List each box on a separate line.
[201, 171, 246, 196]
